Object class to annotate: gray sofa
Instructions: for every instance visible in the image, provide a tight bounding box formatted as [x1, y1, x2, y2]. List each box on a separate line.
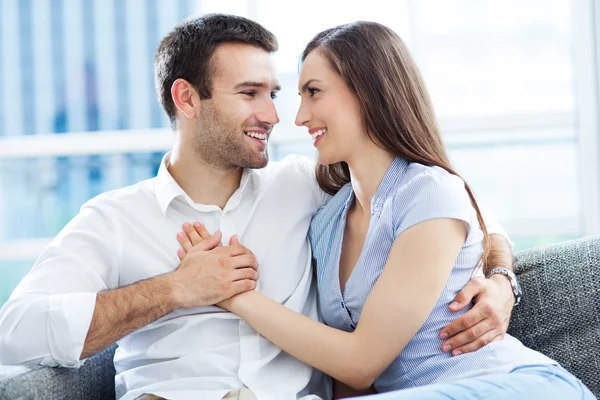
[1, 236, 599, 399]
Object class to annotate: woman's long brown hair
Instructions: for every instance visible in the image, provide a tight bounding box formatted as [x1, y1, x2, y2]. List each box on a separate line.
[301, 22, 490, 273]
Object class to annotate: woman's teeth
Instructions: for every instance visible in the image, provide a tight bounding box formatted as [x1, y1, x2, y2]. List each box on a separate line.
[311, 129, 327, 140]
[245, 131, 267, 140]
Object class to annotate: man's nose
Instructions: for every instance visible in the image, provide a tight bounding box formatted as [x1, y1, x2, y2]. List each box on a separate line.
[257, 99, 280, 125]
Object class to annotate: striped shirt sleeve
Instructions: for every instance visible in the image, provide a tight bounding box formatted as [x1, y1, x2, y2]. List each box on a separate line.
[392, 169, 473, 239]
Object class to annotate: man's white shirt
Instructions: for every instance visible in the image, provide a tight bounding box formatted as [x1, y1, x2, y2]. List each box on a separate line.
[0, 154, 330, 400]
[0, 153, 511, 400]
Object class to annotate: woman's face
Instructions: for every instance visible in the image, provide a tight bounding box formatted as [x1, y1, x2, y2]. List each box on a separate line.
[295, 49, 367, 165]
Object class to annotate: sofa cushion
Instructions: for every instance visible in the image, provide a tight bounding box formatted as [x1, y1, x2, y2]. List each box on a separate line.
[0, 344, 116, 400]
[509, 236, 600, 397]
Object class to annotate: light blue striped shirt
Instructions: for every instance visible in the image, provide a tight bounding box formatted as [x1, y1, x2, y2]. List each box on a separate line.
[309, 157, 555, 392]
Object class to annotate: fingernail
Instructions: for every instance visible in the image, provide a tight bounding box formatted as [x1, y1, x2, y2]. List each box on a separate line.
[442, 345, 451, 352]
[177, 232, 184, 238]
[440, 332, 448, 340]
[194, 222, 200, 228]
[183, 222, 190, 229]
[449, 302, 459, 309]
[453, 350, 462, 356]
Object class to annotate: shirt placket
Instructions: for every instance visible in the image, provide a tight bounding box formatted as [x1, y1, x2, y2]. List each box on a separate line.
[237, 319, 261, 383]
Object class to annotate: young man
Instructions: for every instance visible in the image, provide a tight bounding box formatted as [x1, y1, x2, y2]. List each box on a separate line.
[0, 14, 517, 400]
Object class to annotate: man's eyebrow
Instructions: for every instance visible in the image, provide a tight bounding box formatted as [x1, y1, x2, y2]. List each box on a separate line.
[300, 79, 322, 93]
[233, 81, 281, 91]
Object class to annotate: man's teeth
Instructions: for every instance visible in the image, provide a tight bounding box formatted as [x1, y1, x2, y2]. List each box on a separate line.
[311, 129, 327, 140]
[245, 131, 267, 140]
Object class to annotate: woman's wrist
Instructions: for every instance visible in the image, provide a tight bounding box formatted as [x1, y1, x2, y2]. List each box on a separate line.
[225, 289, 260, 314]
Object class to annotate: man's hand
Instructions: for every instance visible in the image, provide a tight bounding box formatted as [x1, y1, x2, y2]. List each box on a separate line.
[439, 275, 514, 356]
[170, 223, 259, 308]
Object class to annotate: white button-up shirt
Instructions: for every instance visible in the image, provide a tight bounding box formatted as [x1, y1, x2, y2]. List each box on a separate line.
[0, 153, 330, 400]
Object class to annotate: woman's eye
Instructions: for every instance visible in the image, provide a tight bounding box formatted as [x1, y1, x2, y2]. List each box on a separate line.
[308, 87, 319, 96]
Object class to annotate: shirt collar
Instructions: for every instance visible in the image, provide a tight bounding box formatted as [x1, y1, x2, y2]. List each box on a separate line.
[154, 152, 262, 216]
[371, 157, 409, 211]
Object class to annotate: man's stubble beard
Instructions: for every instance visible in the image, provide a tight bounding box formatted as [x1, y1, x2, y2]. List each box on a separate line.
[193, 103, 269, 170]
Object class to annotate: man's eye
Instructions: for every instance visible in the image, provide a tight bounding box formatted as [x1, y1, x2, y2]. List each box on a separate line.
[242, 91, 256, 97]
[271, 92, 278, 99]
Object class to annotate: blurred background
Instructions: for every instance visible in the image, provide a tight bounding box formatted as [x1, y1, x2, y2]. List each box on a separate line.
[1, 0, 599, 306]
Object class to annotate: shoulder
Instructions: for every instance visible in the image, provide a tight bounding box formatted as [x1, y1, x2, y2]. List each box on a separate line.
[80, 180, 152, 219]
[390, 163, 473, 236]
[397, 163, 468, 203]
[257, 155, 315, 182]
[258, 155, 328, 206]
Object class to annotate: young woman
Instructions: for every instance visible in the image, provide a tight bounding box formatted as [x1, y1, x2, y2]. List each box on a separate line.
[177, 22, 594, 399]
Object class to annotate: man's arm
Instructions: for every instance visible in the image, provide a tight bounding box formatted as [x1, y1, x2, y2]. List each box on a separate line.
[80, 274, 177, 359]
[0, 203, 120, 367]
[0, 203, 257, 367]
[439, 233, 515, 356]
[81, 230, 258, 359]
[487, 232, 515, 272]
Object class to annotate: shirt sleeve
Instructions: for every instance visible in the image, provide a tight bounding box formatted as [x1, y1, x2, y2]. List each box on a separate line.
[0, 198, 121, 367]
[393, 169, 474, 239]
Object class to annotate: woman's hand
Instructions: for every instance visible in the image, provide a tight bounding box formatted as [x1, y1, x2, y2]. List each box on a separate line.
[175, 222, 257, 309]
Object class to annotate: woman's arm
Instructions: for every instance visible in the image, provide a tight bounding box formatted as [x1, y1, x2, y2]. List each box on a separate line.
[221, 218, 467, 390]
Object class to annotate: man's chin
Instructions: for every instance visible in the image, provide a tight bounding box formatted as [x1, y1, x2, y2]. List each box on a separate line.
[249, 156, 269, 169]
[240, 152, 269, 170]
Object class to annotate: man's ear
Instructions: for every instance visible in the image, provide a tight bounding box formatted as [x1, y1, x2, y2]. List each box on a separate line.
[171, 78, 198, 120]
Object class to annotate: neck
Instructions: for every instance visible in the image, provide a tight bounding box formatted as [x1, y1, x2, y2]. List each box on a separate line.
[346, 144, 396, 214]
[168, 136, 243, 209]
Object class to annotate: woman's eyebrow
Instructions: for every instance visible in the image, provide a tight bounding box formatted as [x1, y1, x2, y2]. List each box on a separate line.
[300, 79, 322, 93]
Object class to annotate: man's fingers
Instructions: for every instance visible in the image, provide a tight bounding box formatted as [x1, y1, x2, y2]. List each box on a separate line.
[193, 222, 211, 240]
[440, 306, 485, 340]
[183, 222, 203, 246]
[441, 317, 493, 353]
[230, 254, 259, 271]
[228, 242, 254, 257]
[229, 234, 239, 245]
[231, 267, 259, 282]
[450, 278, 485, 312]
[449, 331, 504, 356]
[229, 279, 257, 296]
[177, 248, 186, 261]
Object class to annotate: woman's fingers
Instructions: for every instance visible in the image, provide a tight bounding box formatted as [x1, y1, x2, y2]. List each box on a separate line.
[183, 222, 202, 246]
[194, 222, 211, 240]
[177, 231, 193, 253]
[177, 224, 221, 258]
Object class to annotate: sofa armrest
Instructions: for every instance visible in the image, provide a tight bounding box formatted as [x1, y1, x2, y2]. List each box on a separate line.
[508, 236, 600, 397]
[0, 344, 117, 400]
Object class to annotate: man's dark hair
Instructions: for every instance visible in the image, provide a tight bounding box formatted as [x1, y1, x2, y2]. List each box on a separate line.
[154, 13, 278, 127]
